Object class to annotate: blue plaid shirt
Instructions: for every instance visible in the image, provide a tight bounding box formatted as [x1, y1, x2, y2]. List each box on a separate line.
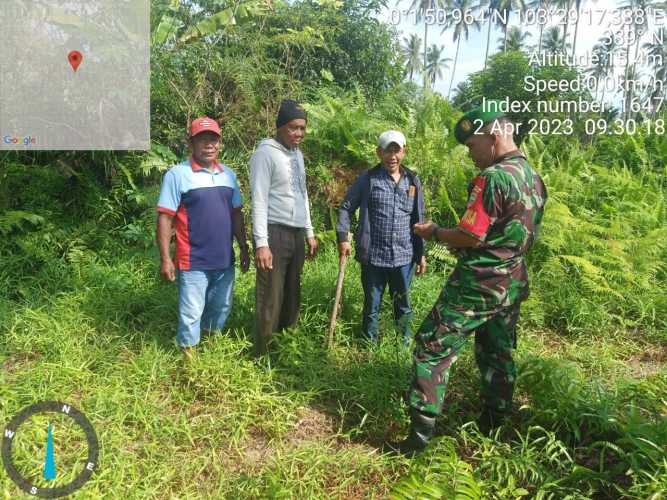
[368, 167, 414, 267]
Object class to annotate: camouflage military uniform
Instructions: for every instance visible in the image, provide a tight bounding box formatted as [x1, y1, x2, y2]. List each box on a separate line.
[407, 150, 547, 419]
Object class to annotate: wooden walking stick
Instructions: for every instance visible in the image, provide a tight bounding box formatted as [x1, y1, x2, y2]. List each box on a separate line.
[327, 253, 348, 348]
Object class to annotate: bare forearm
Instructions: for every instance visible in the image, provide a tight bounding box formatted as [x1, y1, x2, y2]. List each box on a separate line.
[232, 209, 248, 249]
[156, 214, 174, 261]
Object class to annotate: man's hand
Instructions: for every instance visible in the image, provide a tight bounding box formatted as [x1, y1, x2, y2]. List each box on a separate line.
[306, 236, 319, 260]
[255, 246, 273, 270]
[416, 255, 427, 276]
[413, 222, 438, 241]
[160, 258, 176, 282]
[240, 246, 250, 273]
[338, 241, 352, 258]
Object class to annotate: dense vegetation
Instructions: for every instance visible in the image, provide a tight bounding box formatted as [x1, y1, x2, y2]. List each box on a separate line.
[1, 0, 665, 498]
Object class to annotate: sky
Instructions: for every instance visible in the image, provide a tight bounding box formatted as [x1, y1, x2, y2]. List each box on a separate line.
[375, 0, 665, 107]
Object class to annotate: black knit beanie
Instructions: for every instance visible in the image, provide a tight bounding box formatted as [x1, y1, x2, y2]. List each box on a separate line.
[276, 99, 307, 128]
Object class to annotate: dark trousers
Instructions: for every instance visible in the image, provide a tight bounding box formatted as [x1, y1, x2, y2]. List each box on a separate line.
[360, 262, 415, 343]
[253, 224, 305, 356]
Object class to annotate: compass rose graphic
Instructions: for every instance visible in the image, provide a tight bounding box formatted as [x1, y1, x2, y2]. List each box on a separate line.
[2, 401, 99, 498]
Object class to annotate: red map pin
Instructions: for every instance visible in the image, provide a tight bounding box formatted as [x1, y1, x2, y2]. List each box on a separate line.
[68, 50, 83, 72]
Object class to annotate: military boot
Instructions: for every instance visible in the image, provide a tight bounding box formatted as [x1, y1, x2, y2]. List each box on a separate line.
[384, 408, 436, 457]
[477, 408, 507, 435]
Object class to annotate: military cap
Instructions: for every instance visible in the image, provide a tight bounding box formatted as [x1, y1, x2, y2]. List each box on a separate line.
[454, 101, 506, 144]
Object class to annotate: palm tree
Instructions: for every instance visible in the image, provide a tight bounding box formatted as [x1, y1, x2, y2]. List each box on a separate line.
[642, 28, 667, 115]
[587, 56, 606, 102]
[569, 0, 602, 57]
[497, 26, 531, 52]
[620, 0, 655, 117]
[445, 0, 481, 98]
[401, 33, 423, 81]
[588, 37, 617, 102]
[553, 0, 573, 49]
[425, 44, 452, 88]
[406, 0, 447, 89]
[483, 0, 526, 66]
[570, 0, 585, 57]
[542, 26, 571, 54]
[527, 0, 552, 55]
[642, 27, 667, 79]
[483, 0, 499, 68]
[621, 64, 644, 117]
[492, 0, 527, 52]
[642, 27, 667, 61]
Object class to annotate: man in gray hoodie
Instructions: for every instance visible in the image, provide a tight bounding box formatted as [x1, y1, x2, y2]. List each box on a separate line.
[250, 99, 318, 357]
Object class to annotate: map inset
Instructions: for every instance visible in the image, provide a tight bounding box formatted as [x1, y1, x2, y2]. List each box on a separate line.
[0, 0, 150, 150]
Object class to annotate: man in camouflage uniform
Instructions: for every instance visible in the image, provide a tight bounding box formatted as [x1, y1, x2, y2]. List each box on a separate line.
[387, 102, 547, 456]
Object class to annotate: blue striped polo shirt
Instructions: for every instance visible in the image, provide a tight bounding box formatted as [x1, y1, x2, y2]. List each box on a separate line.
[157, 158, 242, 271]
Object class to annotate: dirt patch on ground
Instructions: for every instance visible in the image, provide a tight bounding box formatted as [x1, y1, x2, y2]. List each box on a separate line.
[239, 431, 274, 469]
[2, 351, 42, 374]
[287, 406, 338, 446]
[230, 406, 387, 497]
[235, 405, 373, 471]
[627, 346, 666, 377]
[324, 469, 393, 499]
[237, 406, 339, 467]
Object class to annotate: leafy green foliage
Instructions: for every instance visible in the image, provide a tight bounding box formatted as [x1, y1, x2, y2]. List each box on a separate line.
[517, 356, 667, 497]
[264, 0, 403, 99]
[0, 211, 45, 236]
[1, 1, 665, 498]
[523, 134, 667, 337]
[391, 437, 483, 499]
[303, 89, 389, 167]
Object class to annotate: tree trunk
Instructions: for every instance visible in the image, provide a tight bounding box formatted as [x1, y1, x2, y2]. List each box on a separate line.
[628, 28, 643, 118]
[603, 47, 615, 108]
[423, 23, 429, 93]
[562, 0, 572, 47]
[448, 36, 461, 99]
[571, 5, 580, 57]
[503, 10, 512, 52]
[623, 24, 632, 119]
[484, 17, 492, 68]
[538, 22, 544, 55]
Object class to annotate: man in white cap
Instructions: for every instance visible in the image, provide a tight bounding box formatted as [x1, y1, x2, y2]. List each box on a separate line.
[337, 130, 427, 344]
[156, 117, 250, 359]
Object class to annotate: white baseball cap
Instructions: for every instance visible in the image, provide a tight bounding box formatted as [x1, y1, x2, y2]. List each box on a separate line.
[378, 130, 406, 149]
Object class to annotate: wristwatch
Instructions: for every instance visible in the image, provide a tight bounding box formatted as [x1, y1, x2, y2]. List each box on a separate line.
[430, 225, 440, 241]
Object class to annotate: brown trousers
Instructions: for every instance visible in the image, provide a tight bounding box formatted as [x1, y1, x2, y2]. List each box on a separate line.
[253, 224, 306, 356]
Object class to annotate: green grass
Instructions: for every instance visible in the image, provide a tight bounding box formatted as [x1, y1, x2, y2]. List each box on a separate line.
[1, 246, 665, 499]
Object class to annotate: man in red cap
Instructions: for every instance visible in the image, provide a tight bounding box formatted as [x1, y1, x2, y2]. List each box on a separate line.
[156, 117, 250, 359]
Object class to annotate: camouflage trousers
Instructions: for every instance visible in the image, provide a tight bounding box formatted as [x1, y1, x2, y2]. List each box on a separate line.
[407, 290, 521, 417]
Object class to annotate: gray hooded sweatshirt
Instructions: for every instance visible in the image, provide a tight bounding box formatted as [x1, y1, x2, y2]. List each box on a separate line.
[250, 138, 315, 248]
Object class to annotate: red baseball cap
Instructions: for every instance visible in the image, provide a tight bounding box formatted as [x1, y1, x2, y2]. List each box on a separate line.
[190, 117, 221, 137]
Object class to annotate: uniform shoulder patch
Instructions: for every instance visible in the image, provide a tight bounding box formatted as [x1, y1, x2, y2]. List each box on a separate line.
[459, 175, 492, 239]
